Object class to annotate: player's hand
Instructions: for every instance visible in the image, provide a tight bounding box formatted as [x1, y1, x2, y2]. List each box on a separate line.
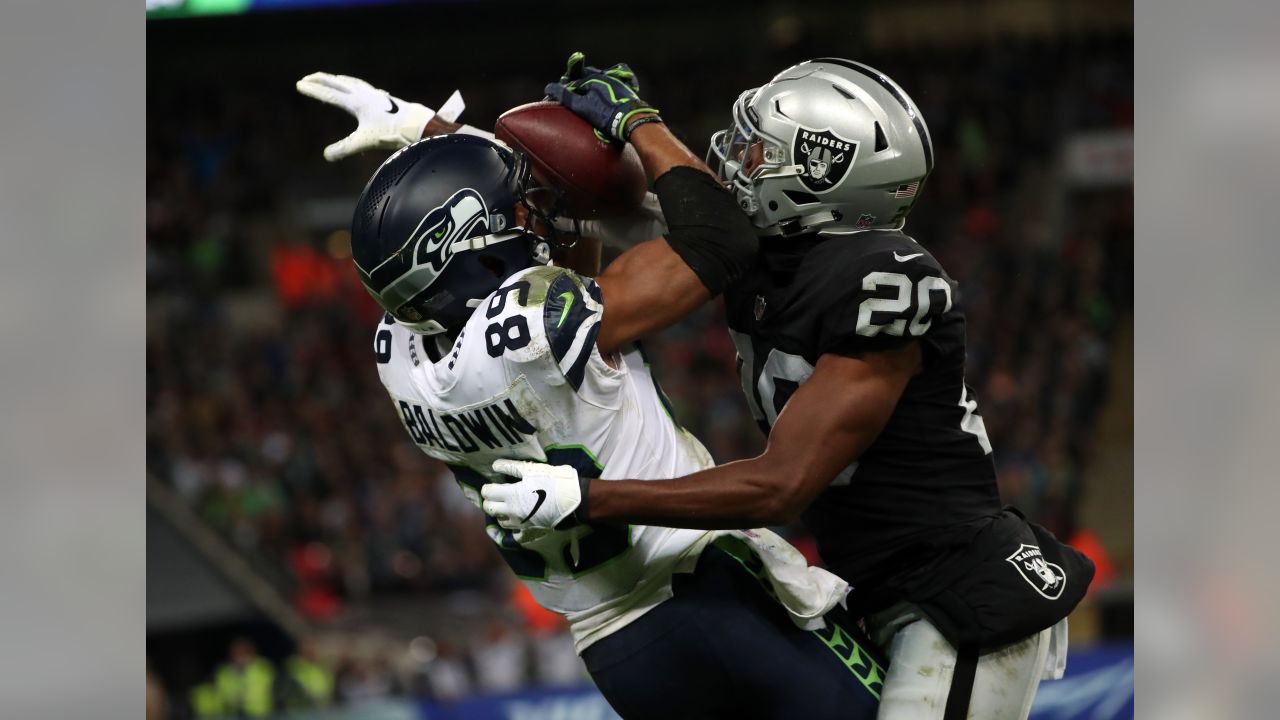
[544, 53, 659, 143]
[557, 51, 641, 95]
[296, 72, 462, 161]
[483, 460, 585, 531]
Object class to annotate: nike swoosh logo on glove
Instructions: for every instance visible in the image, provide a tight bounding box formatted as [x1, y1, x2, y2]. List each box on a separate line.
[520, 490, 547, 523]
[386, 95, 399, 114]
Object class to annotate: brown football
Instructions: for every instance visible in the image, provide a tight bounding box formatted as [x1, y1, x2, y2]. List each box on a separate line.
[494, 101, 647, 219]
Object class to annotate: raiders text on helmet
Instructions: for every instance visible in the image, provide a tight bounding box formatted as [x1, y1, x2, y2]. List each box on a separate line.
[707, 58, 934, 236]
[351, 135, 546, 335]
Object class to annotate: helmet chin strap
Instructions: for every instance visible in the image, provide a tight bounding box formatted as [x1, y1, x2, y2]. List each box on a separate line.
[798, 209, 839, 230]
[817, 217, 908, 236]
[763, 209, 839, 238]
[447, 229, 526, 254]
[768, 210, 903, 238]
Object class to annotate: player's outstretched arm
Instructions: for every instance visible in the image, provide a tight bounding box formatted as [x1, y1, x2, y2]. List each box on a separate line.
[482, 344, 920, 531]
[591, 126, 756, 352]
[295, 72, 491, 161]
[542, 54, 758, 353]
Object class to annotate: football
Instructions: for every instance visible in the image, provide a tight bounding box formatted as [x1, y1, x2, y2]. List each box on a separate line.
[494, 101, 647, 219]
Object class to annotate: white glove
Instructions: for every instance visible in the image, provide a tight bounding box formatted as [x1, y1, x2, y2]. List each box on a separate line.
[482, 460, 584, 531]
[552, 191, 668, 249]
[296, 72, 465, 161]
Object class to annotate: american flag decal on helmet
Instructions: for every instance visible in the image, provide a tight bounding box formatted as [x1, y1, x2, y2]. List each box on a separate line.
[894, 181, 920, 199]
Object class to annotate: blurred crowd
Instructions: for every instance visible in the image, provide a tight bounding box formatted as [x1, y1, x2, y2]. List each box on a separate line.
[148, 624, 585, 719]
[148, 21, 1131, 712]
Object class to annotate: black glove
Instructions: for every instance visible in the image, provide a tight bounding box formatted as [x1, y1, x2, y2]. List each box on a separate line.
[544, 52, 661, 143]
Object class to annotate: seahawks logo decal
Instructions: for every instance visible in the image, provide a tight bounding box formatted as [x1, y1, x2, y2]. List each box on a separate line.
[412, 188, 490, 273]
[355, 187, 492, 308]
[793, 128, 857, 193]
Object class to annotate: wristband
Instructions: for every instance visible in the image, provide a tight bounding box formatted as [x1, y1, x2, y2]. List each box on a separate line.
[454, 124, 497, 141]
[623, 114, 664, 141]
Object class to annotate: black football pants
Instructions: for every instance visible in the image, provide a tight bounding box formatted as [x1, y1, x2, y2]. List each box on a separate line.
[581, 545, 885, 720]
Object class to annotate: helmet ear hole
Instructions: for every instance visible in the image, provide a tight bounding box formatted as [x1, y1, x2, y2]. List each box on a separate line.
[874, 122, 888, 152]
[782, 190, 820, 206]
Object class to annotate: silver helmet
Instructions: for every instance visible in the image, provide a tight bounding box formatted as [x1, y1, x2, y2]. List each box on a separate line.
[707, 58, 933, 237]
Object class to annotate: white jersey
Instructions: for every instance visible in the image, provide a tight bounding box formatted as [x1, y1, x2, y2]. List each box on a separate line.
[374, 265, 716, 651]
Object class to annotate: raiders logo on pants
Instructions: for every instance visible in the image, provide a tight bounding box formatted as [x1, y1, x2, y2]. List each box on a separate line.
[848, 511, 1088, 719]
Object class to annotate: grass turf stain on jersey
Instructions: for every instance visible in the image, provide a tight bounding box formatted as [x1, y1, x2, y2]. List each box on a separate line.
[513, 265, 564, 307]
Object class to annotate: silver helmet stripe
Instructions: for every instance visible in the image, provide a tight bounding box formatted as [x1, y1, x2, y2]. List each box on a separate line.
[810, 57, 933, 172]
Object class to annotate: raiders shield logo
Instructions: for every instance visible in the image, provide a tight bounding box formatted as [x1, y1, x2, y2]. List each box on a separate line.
[793, 127, 858, 193]
[1006, 543, 1067, 600]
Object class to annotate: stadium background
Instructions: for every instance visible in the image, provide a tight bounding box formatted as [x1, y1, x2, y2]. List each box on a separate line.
[146, 1, 1134, 717]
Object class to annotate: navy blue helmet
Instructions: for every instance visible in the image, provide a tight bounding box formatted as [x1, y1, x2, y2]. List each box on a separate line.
[351, 134, 545, 335]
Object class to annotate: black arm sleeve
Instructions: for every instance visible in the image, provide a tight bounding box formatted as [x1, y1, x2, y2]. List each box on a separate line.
[655, 167, 758, 296]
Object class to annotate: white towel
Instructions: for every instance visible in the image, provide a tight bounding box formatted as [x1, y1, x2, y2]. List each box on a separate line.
[1041, 616, 1070, 680]
[705, 528, 850, 631]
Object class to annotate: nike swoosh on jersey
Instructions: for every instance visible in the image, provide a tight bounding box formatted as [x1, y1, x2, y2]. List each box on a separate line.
[556, 291, 575, 328]
[893, 251, 924, 262]
[520, 490, 547, 523]
[386, 95, 399, 114]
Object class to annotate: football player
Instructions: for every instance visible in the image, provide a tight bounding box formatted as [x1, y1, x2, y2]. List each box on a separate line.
[323, 81, 888, 716]
[298, 56, 1093, 719]
[474, 59, 1097, 720]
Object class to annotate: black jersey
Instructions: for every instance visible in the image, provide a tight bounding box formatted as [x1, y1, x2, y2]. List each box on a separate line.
[724, 229, 1002, 590]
